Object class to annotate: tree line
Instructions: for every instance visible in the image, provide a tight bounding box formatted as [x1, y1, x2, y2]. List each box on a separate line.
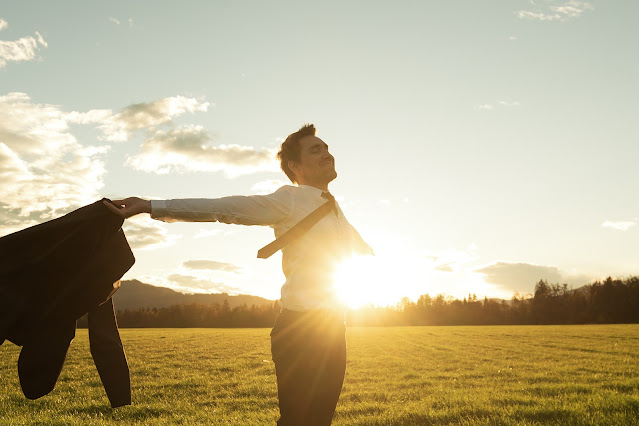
[77, 276, 639, 328]
[348, 276, 639, 326]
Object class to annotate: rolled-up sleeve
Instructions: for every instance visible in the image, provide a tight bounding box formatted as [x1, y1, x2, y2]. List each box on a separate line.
[150, 186, 293, 226]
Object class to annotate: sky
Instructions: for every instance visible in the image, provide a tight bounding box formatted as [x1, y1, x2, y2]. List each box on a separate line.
[1, 0, 638, 306]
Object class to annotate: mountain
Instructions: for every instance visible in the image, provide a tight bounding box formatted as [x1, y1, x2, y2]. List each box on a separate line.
[111, 280, 275, 310]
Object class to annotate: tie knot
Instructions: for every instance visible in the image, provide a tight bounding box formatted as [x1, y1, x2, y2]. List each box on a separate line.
[322, 192, 338, 217]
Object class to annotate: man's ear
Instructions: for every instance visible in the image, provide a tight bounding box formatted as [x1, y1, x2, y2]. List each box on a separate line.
[288, 160, 300, 179]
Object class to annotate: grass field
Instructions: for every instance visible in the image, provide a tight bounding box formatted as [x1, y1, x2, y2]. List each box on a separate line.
[1, 325, 638, 425]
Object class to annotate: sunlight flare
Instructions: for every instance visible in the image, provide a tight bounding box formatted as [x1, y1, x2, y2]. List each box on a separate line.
[333, 239, 426, 308]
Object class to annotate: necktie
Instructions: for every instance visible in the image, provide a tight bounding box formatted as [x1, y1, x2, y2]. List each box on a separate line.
[257, 192, 336, 259]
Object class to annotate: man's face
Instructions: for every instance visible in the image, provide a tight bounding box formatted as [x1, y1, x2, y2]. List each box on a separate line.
[290, 135, 337, 189]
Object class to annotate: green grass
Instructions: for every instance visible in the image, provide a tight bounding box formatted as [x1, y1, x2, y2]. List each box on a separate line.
[1, 325, 638, 425]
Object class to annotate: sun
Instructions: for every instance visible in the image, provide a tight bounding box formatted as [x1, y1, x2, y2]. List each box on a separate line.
[333, 235, 519, 308]
[333, 238, 424, 308]
[334, 256, 384, 308]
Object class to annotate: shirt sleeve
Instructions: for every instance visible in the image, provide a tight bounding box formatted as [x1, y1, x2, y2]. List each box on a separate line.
[351, 225, 375, 256]
[150, 186, 294, 226]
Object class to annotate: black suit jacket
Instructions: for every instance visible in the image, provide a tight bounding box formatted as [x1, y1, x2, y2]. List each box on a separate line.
[0, 199, 135, 407]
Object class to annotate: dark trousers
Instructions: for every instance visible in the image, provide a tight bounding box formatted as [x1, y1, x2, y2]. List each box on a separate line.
[270, 309, 346, 426]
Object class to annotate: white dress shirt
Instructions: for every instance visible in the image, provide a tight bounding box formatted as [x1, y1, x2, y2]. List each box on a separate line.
[150, 185, 371, 312]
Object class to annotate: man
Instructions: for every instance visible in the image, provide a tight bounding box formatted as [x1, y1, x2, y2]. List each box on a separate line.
[105, 124, 372, 425]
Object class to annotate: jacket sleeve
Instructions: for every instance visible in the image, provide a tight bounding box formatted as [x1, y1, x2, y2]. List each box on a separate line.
[88, 298, 131, 408]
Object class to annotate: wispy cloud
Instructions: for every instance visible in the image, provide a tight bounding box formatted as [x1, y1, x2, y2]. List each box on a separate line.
[425, 245, 479, 273]
[602, 220, 636, 232]
[125, 125, 278, 177]
[168, 273, 241, 294]
[476, 261, 592, 293]
[476, 101, 520, 111]
[517, 1, 594, 22]
[108, 17, 134, 28]
[138, 273, 241, 295]
[182, 260, 242, 273]
[476, 104, 494, 110]
[90, 95, 277, 176]
[0, 92, 109, 234]
[98, 96, 210, 142]
[0, 21, 47, 68]
[251, 179, 287, 194]
[122, 216, 181, 250]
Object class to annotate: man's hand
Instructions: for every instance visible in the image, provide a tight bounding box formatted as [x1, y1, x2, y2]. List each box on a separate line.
[103, 197, 152, 219]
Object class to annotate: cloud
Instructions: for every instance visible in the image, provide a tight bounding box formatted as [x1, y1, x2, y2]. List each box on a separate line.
[92, 95, 277, 177]
[136, 274, 240, 295]
[0, 25, 47, 68]
[122, 216, 181, 250]
[0, 92, 109, 235]
[553, 1, 594, 18]
[602, 221, 636, 232]
[476, 101, 520, 110]
[476, 104, 494, 110]
[149, 258, 247, 294]
[0, 92, 238, 236]
[476, 261, 591, 293]
[108, 17, 120, 25]
[98, 96, 210, 142]
[251, 179, 287, 195]
[517, 10, 561, 21]
[166, 273, 241, 294]
[182, 260, 242, 273]
[517, 1, 594, 22]
[125, 125, 278, 176]
[66, 108, 114, 125]
[0, 91, 272, 236]
[434, 264, 454, 272]
[425, 245, 479, 273]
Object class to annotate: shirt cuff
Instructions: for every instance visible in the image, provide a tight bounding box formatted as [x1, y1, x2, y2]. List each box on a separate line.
[150, 200, 167, 220]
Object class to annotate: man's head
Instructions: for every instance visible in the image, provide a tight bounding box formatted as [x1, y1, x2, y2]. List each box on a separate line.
[277, 124, 336, 190]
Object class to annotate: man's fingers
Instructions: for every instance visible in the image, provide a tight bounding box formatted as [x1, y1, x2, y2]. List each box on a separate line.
[103, 197, 150, 218]
[103, 200, 125, 217]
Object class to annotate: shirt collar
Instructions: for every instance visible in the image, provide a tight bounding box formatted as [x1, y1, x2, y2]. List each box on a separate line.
[297, 184, 329, 196]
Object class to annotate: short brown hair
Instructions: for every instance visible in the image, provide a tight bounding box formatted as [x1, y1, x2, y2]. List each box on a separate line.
[277, 123, 316, 183]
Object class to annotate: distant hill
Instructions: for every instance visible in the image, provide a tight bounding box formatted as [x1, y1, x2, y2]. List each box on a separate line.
[112, 280, 275, 310]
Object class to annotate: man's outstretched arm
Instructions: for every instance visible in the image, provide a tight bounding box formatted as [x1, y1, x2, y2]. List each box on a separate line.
[103, 188, 293, 226]
[103, 198, 151, 219]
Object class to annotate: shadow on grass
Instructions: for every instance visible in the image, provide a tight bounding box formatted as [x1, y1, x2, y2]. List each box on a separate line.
[513, 407, 580, 424]
[60, 404, 172, 420]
